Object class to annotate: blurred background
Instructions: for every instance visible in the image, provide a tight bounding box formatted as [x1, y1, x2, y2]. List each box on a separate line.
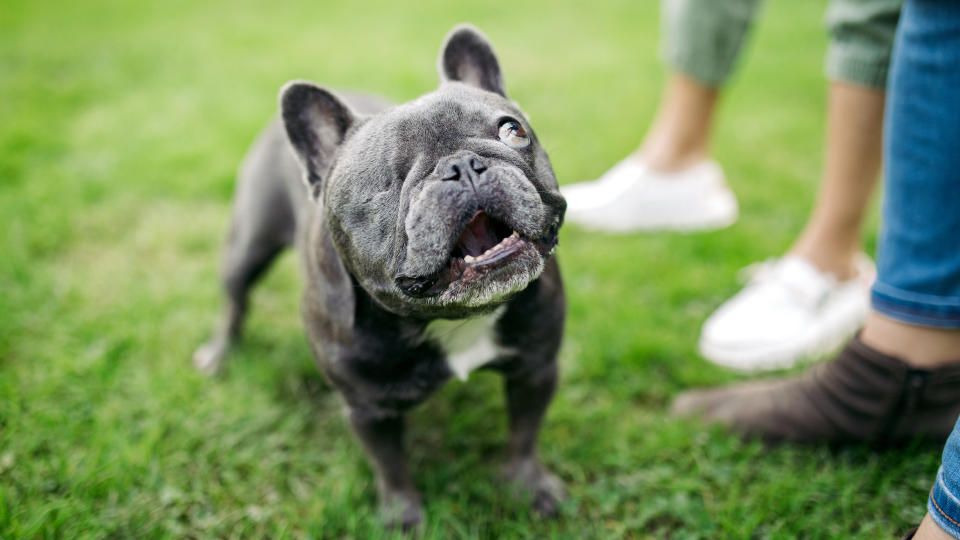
[2, 0, 931, 538]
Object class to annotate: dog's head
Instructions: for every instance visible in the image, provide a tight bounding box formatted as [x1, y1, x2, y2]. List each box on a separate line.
[281, 24, 565, 318]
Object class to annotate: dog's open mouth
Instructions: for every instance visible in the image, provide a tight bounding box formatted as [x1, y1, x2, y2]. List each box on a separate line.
[396, 211, 557, 299]
[450, 212, 522, 267]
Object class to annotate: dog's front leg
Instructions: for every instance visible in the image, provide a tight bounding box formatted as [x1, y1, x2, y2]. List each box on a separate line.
[502, 362, 566, 517]
[348, 411, 422, 530]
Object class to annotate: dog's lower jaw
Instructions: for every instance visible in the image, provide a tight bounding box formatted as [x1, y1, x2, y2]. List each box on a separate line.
[392, 253, 545, 317]
[451, 258, 544, 307]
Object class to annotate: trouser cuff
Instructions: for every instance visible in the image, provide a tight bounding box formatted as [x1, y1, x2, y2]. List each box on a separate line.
[825, 43, 891, 89]
[929, 467, 960, 539]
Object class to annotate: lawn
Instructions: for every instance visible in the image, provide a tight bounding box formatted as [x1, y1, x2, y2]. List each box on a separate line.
[0, 0, 937, 538]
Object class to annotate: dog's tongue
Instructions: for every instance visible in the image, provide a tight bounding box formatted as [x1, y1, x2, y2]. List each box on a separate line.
[456, 212, 499, 257]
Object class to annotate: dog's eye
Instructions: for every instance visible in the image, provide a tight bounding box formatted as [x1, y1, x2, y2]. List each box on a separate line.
[497, 119, 530, 149]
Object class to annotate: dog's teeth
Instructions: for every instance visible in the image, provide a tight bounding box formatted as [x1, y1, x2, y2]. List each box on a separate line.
[464, 255, 475, 263]
[511, 231, 519, 238]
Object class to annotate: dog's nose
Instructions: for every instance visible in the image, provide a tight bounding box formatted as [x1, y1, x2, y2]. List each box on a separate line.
[440, 154, 487, 183]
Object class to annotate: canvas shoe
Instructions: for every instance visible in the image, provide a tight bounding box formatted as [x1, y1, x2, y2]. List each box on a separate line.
[699, 254, 875, 372]
[561, 158, 738, 232]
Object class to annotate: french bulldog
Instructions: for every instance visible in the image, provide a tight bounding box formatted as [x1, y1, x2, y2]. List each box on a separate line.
[193, 24, 567, 529]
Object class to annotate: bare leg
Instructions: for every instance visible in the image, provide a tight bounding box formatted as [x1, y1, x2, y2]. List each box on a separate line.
[914, 513, 955, 540]
[348, 413, 423, 530]
[861, 312, 960, 368]
[562, 72, 733, 231]
[502, 363, 566, 516]
[636, 73, 719, 173]
[790, 81, 885, 279]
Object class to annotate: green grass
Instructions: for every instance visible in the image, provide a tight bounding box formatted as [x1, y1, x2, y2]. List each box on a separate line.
[0, 0, 934, 538]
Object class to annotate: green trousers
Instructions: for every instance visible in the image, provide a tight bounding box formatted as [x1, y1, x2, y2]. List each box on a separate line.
[662, 0, 902, 89]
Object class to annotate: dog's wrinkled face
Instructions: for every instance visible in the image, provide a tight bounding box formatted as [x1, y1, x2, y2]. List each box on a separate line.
[281, 25, 565, 318]
[327, 84, 564, 317]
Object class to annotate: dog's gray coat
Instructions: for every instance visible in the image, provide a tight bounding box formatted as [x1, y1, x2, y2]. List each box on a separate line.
[194, 25, 567, 528]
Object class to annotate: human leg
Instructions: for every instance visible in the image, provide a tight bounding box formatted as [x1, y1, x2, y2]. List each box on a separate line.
[697, 81, 886, 372]
[675, 0, 960, 443]
[637, 73, 718, 173]
[562, 0, 761, 231]
[881, 4, 960, 529]
[698, 0, 902, 371]
[642, 0, 764, 171]
[789, 82, 884, 280]
[789, 0, 902, 278]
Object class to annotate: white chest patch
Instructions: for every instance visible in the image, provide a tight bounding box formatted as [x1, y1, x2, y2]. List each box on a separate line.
[425, 306, 506, 381]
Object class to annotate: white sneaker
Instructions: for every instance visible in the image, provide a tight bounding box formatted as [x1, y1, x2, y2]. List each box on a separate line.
[561, 158, 738, 232]
[698, 254, 876, 372]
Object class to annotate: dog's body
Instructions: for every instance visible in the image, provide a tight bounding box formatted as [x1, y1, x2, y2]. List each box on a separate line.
[194, 25, 566, 528]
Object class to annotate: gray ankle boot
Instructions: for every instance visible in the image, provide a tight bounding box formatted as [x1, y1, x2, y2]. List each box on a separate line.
[672, 334, 960, 444]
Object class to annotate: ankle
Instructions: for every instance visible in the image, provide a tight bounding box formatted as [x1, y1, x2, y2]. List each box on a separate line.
[636, 141, 709, 173]
[914, 514, 955, 540]
[638, 73, 717, 173]
[860, 312, 960, 369]
[789, 236, 860, 281]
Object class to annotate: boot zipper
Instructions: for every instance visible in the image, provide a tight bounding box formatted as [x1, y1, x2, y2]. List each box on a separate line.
[903, 370, 929, 414]
[878, 369, 930, 443]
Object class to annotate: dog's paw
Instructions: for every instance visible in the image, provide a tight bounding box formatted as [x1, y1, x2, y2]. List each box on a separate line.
[379, 490, 423, 532]
[192, 339, 228, 376]
[504, 458, 567, 517]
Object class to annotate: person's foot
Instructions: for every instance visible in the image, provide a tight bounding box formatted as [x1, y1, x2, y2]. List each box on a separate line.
[561, 158, 738, 232]
[698, 255, 875, 372]
[672, 334, 960, 444]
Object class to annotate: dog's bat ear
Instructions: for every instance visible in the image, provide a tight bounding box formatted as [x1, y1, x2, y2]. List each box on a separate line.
[438, 24, 506, 97]
[280, 81, 356, 199]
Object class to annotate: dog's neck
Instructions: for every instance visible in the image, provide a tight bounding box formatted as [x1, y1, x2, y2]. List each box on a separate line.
[424, 305, 506, 381]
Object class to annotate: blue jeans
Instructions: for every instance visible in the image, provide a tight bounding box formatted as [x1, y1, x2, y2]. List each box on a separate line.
[932, 419, 960, 538]
[871, 0, 960, 329]
[890, 1, 960, 537]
